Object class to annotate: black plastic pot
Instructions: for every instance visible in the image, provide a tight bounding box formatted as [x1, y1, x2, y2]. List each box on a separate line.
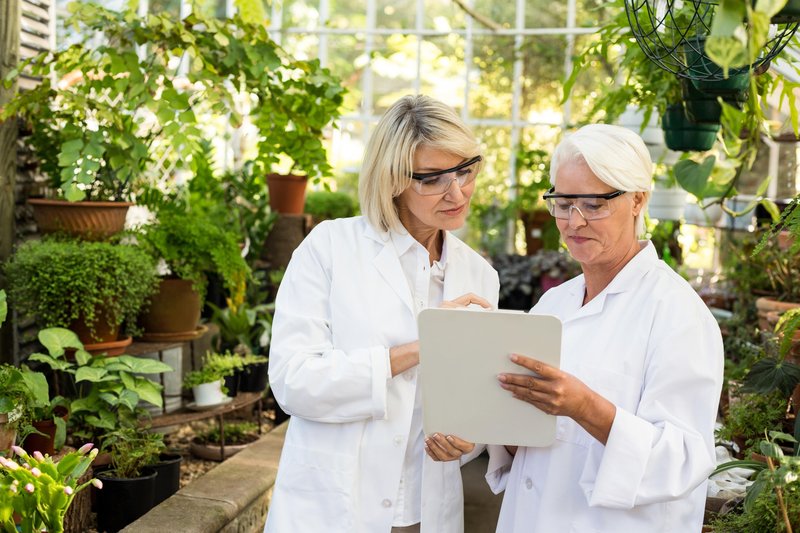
[96, 467, 157, 532]
[239, 361, 268, 392]
[223, 371, 241, 397]
[151, 453, 182, 506]
[662, 104, 720, 152]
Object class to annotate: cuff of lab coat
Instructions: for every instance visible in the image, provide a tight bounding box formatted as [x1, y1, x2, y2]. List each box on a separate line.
[371, 346, 390, 420]
[485, 444, 514, 494]
[588, 408, 654, 509]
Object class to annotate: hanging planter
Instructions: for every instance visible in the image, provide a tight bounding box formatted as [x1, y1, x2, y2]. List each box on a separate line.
[649, 182, 689, 221]
[662, 104, 720, 152]
[28, 199, 133, 241]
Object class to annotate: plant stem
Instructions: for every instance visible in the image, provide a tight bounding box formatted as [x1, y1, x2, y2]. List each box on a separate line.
[767, 455, 793, 533]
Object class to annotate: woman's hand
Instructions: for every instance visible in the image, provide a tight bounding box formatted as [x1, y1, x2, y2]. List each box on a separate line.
[425, 433, 475, 462]
[498, 354, 616, 445]
[439, 292, 493, 310]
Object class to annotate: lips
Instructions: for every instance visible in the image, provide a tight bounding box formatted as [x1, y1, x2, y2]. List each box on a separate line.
[441, 204, 465, 216]
[567, 235, 591, 244]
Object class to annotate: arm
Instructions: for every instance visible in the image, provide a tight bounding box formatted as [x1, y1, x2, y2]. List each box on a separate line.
[268, 228, 393, 423]
[582, 319, 723, 508]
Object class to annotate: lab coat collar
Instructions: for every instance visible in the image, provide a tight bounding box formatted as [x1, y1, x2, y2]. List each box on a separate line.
[564, 241, 656, 321]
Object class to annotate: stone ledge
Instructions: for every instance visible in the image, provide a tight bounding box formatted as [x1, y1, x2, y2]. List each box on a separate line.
[122, 421, 288, 533]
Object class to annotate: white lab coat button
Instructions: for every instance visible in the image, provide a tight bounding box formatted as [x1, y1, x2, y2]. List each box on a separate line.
[382, 498, 392, 508]
[393, 435, 403, 446]
[525, 478, 533, 490]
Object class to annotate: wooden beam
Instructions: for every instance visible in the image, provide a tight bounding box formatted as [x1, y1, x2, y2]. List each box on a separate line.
[0, 0, 20, 364]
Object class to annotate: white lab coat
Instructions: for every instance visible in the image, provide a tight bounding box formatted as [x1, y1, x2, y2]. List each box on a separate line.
[264, 216, 499, 533]
[488, 242, 723, 532]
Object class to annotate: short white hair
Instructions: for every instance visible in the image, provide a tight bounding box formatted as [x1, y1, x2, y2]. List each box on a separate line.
[550, 124, 653, 237]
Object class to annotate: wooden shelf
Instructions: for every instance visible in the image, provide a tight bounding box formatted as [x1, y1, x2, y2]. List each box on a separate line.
[144, 392, 263, 429]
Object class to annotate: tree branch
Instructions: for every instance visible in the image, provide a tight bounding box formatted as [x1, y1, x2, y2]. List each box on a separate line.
[451, 0, 502, 31]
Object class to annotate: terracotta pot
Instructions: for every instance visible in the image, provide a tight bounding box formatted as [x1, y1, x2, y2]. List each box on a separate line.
[189, 435, 258, 462]
[139, 278, 201, 335]
[22, 405, 69, 456]
[0, 413, 16, 453]
[28, 198, 132, 241]
[755, 297, 800, 331]
[69, 307, 120, 345]
[83, 335, 133, 357]
[267, 173, 308, 215]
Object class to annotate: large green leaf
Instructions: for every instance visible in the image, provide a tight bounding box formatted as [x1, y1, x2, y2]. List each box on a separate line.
[742, 357, 800, 396]
[38, 328, 84, 358]
[20, 370, 50, 407]
[75, 366, 108, 383]
[116, 355, 173, 374]
[675, 156, 716, 198]
[133, 377, 164, 407]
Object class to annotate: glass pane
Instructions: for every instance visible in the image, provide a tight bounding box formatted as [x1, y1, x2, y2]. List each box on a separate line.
[468, 36, 515, 119]
[330, 119, 367, 194]
[418, 36, 467, 112]
[424, 0, 466, 30]
[519, 36, 567, 124]
[282, 0, 321, 28]
[370, 35, 419, 115]
[565, 33, 614, 124]
[328, 0, 367, 29]
[377, 0, 416, 29]
[325, 35, 364, 114]
[149, 0, 181, 16]
[576, 0, 618, 28]
[526, 0, 566, 28]
[194, 0, 227, 18]
[471, 0, 517, 29]
[281, 32, 320, 61]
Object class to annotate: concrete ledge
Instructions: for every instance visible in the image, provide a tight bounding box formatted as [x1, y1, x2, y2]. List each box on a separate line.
[123, 422, 288, 533]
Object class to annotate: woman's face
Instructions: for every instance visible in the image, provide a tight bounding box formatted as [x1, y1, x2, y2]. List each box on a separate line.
[396, 145, 476, 232]
[553, 159, 644, 268]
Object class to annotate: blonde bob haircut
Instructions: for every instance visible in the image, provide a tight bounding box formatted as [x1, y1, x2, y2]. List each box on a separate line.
[550, 124, 653, 238]
[359, 95, 483, 233]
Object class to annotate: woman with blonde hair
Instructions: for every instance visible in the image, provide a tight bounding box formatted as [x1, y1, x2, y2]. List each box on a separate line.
[264, 94, 499, 533]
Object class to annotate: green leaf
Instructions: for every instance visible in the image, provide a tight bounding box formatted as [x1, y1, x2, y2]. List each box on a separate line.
[133, 378, 164, 407]
[20, 370, 50, 407]
[118, 389, 139, 411]
[116, 355, 173, 374]
[53, 416, 67, 450]
[742, 357, 800, 396]
[0, 290, 5, 327]
[759, 440, 784, 459]
[75, 366, 108, 383]
[674, 156, 716, 198]
[39, 328, 83, 357]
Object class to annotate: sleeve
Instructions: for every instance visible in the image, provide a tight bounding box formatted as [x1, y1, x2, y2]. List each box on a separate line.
[579, 313, 724, 509]
[485, 445, 514, 494]
[267, 225, 391, 423]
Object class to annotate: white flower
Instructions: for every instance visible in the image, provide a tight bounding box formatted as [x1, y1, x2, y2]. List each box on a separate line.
[91, 479, 103, 489]
[24, 483, 34, 493]
[64, 486, 74, 495]
[30, 468, 41, 478]
[785, 471, 798, 484]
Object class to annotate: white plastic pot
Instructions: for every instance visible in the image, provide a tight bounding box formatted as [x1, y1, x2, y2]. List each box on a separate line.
[648, 185, 688, 221]
[192, 380, 227, 407]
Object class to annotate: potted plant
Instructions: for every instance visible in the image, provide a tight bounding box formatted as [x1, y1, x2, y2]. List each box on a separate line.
[209, 300, 274, 357]
[0, 364, 33, 452]
[0, 443, 101, 533]
[28, 328, 172, 448]
[183, 365, 229, 408]
[5, 239, 159, 353]
[189, 421, 260, 462]
[238, 353, 269, 393]
[204, 351, 245, 397]
[715, 390, 788, 456]
[136, 210, 250, 339]
[95, 427, 164, 532]
[18, 368, 70, 456]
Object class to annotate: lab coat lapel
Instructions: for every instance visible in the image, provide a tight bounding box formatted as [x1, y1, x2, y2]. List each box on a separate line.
[367, 226, 415, 315]
[442, 233, 467, 301]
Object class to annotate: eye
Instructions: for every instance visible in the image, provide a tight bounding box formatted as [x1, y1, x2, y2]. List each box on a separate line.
[456, 168, 472, 177]
[420, 176, 446, 187]
[554, 200, 573, 210]
[582, 202, 604, 211]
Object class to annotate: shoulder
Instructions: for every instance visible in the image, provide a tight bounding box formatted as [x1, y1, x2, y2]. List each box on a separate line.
[303, 216, 374, 250]
[643, 261, 717, 328]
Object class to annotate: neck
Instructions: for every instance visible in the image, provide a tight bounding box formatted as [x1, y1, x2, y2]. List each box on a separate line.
[397, 203, 444, 263]
[581, 240, 644, 304]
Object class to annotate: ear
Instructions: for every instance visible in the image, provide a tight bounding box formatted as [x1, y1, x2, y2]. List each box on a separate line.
[631, 191, 646, 217]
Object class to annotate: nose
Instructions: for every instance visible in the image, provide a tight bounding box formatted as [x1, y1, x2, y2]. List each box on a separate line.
[567, 205, 587, 228]
[443, 176, 466, 200]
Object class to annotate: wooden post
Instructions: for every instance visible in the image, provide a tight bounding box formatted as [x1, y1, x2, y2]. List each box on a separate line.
[0, 0, 20, 364]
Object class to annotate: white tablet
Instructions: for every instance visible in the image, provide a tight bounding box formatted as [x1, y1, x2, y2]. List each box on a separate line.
[418, 308, 562, 447]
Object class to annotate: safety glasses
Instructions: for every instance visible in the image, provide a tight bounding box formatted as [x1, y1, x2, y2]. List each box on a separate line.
[542, 187, 626, 221]
[410, 155, 482, 196]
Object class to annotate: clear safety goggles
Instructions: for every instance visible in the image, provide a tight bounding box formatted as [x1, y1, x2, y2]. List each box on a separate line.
[410, 155, 482, 196]
[542, 187, 626, 221]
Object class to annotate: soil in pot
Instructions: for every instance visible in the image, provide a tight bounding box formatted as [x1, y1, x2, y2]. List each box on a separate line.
[189, 421, 260, 462]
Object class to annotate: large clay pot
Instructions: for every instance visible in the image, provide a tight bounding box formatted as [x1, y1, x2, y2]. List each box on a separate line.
[22, 405, 69, 456]
[28, 198, 132, 241]
[267, 173, 308, 215]
[755, 297, 800, 331]
[140, 278, 201, 335]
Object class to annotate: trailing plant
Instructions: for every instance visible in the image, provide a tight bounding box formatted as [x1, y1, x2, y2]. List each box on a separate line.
[28, 328, 172, 446]
[103, 427, 165, 479]
[4, 239, 159, 340]
[0, 443, 101, 533]
[1, 2, 345, 200]
[136, 210, 250, 303]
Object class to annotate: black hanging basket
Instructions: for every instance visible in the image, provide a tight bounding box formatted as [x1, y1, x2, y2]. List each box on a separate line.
[624, 0, 799, 81]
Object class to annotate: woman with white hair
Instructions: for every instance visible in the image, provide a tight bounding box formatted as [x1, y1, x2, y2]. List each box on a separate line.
[264, 94, 499, 533]
[461, 124, 721, 531]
